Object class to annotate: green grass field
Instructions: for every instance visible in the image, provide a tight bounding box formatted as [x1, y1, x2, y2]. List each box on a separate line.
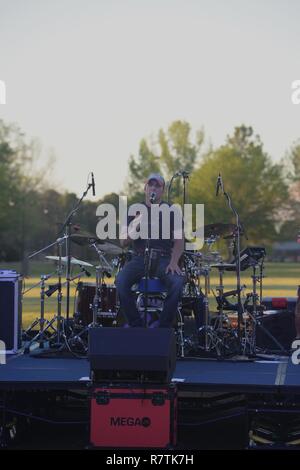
[1, 261, 299, 328]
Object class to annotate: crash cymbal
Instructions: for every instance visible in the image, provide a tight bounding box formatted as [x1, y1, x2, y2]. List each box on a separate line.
[45, 256, 94, 267]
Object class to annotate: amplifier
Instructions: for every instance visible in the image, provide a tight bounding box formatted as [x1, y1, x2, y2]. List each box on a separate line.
[0, 270, 22, 353]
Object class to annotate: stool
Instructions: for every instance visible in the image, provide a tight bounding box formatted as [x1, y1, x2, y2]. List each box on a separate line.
[136, 277, 166, 293]
[134, 277, 185, 357]
[134, 278, 166, 328]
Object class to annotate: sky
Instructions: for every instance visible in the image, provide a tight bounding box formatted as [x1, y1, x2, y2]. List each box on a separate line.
[0, 0, 300, 199]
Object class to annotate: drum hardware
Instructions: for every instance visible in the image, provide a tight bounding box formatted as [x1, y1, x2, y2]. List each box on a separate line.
[23, 271, 57, 350]
[225, 246, 266, 272]
[56, 244, 115, 356]
[82, 242, 115, 328]
[92, 248, 113, 324]
[242, 255, 287, 356]
[192, 256, 243, 358]
[90, 242, 113, 276]
[196, 263, 226, 356]
[24, 237, 67, 353]
[24, 261, 90, 354]
[91, 266, 103, 327]
[45, 269, 88, 298]
[214, 174, 246, 351]
[56, 174, 95, 320]
[215, 285, 247, 312]
[40, 239, 64, 348]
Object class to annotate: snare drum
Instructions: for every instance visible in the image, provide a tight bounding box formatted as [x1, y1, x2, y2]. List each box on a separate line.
[74, 282, 118, 326]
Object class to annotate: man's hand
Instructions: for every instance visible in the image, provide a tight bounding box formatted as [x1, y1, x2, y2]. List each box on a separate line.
[165, 260, 182, 275]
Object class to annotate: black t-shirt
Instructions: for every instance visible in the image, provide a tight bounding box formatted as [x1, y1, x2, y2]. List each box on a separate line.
[127, 201, 183, 256]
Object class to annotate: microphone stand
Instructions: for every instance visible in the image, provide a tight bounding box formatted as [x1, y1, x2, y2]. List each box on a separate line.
[58, 176, 94, 321]
[167, 174, 177, 204]
[167, 170, 190, 206]
[144, 237, 150, 328]
[181, 171, 189, 207]
[219, 178, 244, 351]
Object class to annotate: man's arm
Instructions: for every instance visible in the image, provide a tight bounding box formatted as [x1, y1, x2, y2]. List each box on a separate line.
[165, 238, 184, 275]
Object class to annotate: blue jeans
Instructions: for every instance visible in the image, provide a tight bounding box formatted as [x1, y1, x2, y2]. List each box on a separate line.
[116, 255, 185, 327]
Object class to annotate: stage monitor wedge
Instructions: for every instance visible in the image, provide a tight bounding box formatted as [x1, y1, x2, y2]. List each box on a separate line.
[88, 327, 176, 383]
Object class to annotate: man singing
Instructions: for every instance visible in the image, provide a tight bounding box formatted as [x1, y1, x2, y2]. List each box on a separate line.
[116, 173, 185, 327]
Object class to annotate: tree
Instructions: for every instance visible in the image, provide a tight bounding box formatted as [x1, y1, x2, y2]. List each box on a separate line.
[0, 120, 54, 262]
[278, 140, 300, 241]
[126, 120, 204, 203]
[189, 125, 288, 246]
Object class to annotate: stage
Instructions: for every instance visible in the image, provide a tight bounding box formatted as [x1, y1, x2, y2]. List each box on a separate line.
[0, 352, 300, 449]
[0, 352, 299, 394]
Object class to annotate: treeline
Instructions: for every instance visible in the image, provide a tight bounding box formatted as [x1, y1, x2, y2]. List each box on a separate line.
[0, 119, 300, 263]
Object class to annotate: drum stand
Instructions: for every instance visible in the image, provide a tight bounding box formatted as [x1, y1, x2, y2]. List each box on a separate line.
[91, 266, 102, 327]
[197, 265, 224, 357]
[90, 243, 113, 327]
[244, 260, 286, 356]
[23, 271, 57, 351]
[63, 266, 104, 356]
[37, 239, 66, 349]
[24, 237, 67, 353]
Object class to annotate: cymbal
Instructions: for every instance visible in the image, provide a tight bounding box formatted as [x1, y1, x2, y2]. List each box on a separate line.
[70, 233, 100, 246]
[184, 251, 216, 263]
[204, 223, 236, 238]
[96, 242, 123, 255]
[71, 233, 123, 254]
[45, 256, 94, 267]
[210, 263, 236, 271]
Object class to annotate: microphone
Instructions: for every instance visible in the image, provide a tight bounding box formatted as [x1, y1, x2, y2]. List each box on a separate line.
[174, 170, 190, 177]
[45, 284, 59, 297]
[81, 267, 91, 277]
[150, 192, 156, 204]
[91, 172, 96, 196]
[216, 173, 222, 196]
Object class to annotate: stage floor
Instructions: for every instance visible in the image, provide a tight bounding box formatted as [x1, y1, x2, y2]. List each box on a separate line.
[0, 352, 299, 394]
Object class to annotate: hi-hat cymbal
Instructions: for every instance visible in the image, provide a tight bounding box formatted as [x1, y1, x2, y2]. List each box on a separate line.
[204, 223, 236, 238]
[45, 256, 94, 267]
[194, 223, 236, 239]
[210, 263, 236, 271]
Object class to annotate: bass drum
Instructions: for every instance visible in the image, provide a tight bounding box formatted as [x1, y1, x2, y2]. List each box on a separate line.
[74, 282, 118, 327]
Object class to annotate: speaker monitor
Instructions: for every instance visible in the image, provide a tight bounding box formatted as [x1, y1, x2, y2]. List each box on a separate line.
[0, 272, 22, 353]
[256, 310, 296, 352]
[88, 327, 176, 383]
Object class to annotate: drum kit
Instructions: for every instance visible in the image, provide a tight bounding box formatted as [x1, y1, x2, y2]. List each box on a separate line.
[22, 170, 274, 358]
[22, 217, 270, 359]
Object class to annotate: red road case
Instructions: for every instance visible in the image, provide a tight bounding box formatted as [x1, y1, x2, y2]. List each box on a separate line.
[90, 384, 177, 448]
